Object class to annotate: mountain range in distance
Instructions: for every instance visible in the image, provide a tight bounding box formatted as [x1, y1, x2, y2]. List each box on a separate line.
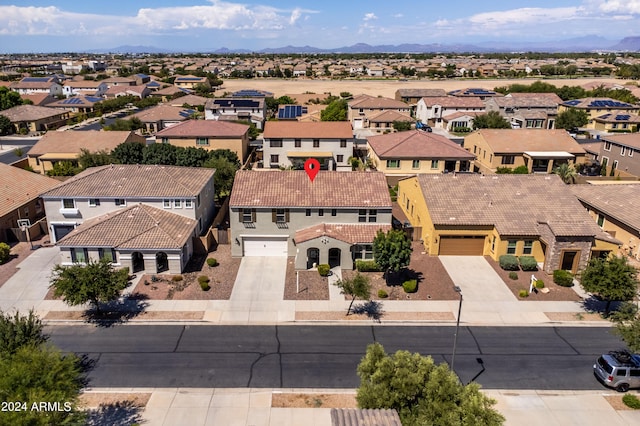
[96, 36, 640, 55]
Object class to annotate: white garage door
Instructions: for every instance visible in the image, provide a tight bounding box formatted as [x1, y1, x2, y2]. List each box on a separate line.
[243, 237, 288, 257]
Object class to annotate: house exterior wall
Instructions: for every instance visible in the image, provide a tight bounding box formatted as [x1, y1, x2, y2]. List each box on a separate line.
[368, 148, 469, 176]
[537, 223, 592, 274]
[415, 99, 485, 128]
[294, 238, 353, 269]
[262, 137, 354, 171]
[347, 105, 410, 125]
[397, 177, 432, 243]
[0, 198, 46, 243]
[599, 140, 640, 177]
[583, 206, 640, 260]
[160, 134, 249, 161]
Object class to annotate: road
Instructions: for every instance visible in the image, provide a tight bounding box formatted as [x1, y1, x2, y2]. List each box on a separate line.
[46, 325, 623, 390]
[0, 137, 39, 164]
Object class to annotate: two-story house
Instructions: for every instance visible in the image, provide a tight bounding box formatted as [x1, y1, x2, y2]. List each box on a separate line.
[559, 98, 640, 129]
[10, 77, 62, 97]
[394, 88, 447, 105]
[40, 165, 216, 274]
[347, 94, 411, 130]
[262, 121, 354, 171]
[415, 96, 486, 128]
[204, 97, 266, 130]
[174, 75, 210, 90]
[597, 134, 640, 177]
[62, 80, 107, 98]
[229, 170, 392, 269]
[484, 93, 562, 130]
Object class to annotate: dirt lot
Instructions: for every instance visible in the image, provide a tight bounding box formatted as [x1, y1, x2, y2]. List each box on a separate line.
[272, 392, 357, 409]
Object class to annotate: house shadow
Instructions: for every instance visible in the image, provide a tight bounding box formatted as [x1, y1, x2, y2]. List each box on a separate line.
[85, 400, 144, 426]
[82, 296, 150, 327]
[352, 300, 385, 322]
[182, 252, 207, 273]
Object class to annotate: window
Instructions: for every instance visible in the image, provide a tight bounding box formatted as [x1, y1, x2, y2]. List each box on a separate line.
[23, 207, 29, 217]
[163, 199, 171, 209]
[629, 149, 634, 157]
[242, 208, 254, 223]
[88, 198, 100, 207]
[386, 159, 400, 169]
[275, 208, 286, 223]
[161, 138, 168, 144]
[294, 139, 301, 148]
[621, 146, 626, 156]
[99, 248, 116, 262]
[430, 160, 439, 169]
[196, 137, 209, 146]
[501, 155, 515, 165]
[318, 209, 324, 216]
[613, 160, 619, 169]
[412, 160, 420, 169]
[359, 209, 376, 222]
[331, 209, 337, 216]
[473, 146, 477, 154]
[173, 199, 182, 208]
[336, 155, 344, 163]
[184, 199, 193, 209]
[313, 139, 320, 148]
[115, 199, 126, 207]
[368, 209, 377, 223]
[359, 209, 367, 222]
[604, 141, 611, 151]
[196, 195, 200, 207]
[340, 139, 347, 148]
[597, 214, 605, 227]
[489, 154, 493, 163]
[523, 240, 533, 255]
[35, 200, 42, 214]
[62, 199, 75, 209]
[305, 209, 311, 217]
[70, 248, 87, 263]
[491, 236, 496, 252]
[507, 240, 517, 255]
[270, 154, 279, 164]
[270, 139, 282, 148]
[354, 244, 374, 260]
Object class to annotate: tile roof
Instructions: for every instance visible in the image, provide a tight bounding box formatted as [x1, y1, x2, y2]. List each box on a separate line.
[63, 81, 104, 88]
[155, 120, 248, 138]
[330, 408, 402, 426]
[490, 95, 560, 108]
[349, 94, 408, 109]
[594, 111, 640, 124]
[11, 81, 58, 89]
[294, 223, 392, 244]
[368, 130, 475, 160]
[20, 93, 57, 106]
[570, 184, 640, 233]
[395, 88, 447, 98]
[29, 130, 143, 156]
[561, 97, 639, 109]
[0, 163, 60, 218]
[47, 95, 103, 108]
[367, 110, 413, 123]
[420, 96, 485, 108]
[506, 92, 563, 104]
[130, 104, 195, 123]
[601, 133, 640, 150]
[168, 94, 210, 107]
[470, 129, 585, 154]
[230, 170, 391, 208]
[263, 121, 353, 139]
[0, 104, 66, 121]
[41, 165, 215, 199]
[415, 173, 612, 237]
[57, 204, 196, 250]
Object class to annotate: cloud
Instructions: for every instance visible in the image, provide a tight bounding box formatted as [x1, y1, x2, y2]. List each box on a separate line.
[596, 0, 640, 14]
[290, 8, 302, 25]
[363, 13, 378, 21]
[393, 13, 404, 18]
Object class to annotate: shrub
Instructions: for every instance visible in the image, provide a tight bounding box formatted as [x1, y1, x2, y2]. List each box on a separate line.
[206, 258, 218, 267]
[553, 270, 574, 287]
[623, 394, 640, 409]
[402, 279, 417, 293]
[317, 264, 331, 277]
[378, 289, 388, 299]
[508, 271, 518, 280]
[199, 281, 210, 291]
[0, 242, 10, 264]
[512, 165, 529, 174]
[171, 275, 183, 282]
[499, 255, 519, 271]
[518, 289, 529, 298]
[535, 279, 545, 289]
[355, 260, 383, 272]
[518, 256, 538, 271]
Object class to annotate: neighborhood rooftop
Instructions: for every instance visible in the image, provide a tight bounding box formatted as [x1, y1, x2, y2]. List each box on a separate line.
[367, 130, 475, 159]
[263, 122, 353, 139]
[28, 130, 140, 155]
[570, 184, 640, 233]
[472, 129, 586, 154]
[155, 120, 249, 138]
[0, 163, 59, 218]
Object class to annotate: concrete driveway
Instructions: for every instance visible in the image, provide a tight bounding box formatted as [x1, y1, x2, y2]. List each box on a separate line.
[439, 256, 516, 302]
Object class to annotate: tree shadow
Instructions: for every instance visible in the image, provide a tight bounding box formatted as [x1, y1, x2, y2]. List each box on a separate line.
[85, 400, 144, 426]
[384, 269, 423, 287]
[352, 301, 385, 322]
[82, 296, 150, 327]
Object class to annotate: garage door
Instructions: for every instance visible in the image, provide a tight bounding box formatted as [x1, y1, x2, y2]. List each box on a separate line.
[439, 236, 485, 255]
[243, 237, 288, 257]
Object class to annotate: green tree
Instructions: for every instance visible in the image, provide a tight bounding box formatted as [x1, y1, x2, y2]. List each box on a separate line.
[0, 114, 12, 135]
[614, 314, 640, 353]
[373, 229, 412, 277]
[552, 163, 578, 184]
[104, 117, 143, 131]
[0, 310, 47, 355]
[142, 142, 178, 165]
[0, 242, 9, 264]
[555, 108, 589, 130]
[46, 161, 80, 177]
[357, 342, 504, 426]
[600, 157, 608, 176]
[50, 258, 130, 314]
[0, 86, 23, 110]
[203, 152, 240, 199]
[321, 99, 348, 121]
[77, 148, 112, 170]
[472, 111, 511, 129]
[392, 120, 412, 132]
[580, 256, 639, 316]
[175, 146, 210, 167]
[111, 141, 145, 164]
[333, 273, 371, 315]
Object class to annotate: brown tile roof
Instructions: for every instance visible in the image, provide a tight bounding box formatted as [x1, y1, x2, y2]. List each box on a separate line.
[470, 129, 585, 154]
[29, 130, 143, 156]
[41, 165, 215, 199]
[349, 94, 408, 109]
[594, 111, 640, 124]
[331, 408, 402, 426]
[442, 111, 482, 121]
[561, 97, 639, 109]
[368, 130, 475, 160]
[10, 81, 58, 89]
[154, 85, 186, 96]
[416, 173, 611, 237]
[294, 223, 391, 244]
[570, 184, 640, 233]
[63, 81, 104, 88]
[263, 121, 353, 139]
[20, 93, 56, 106]
[0, 163, 59, 218]
[395, 88, 447, 98]
[367, 110, 413, 123]
[420, 96, 485, 108]
[601, 133, 640, 150]
[155, 120, 248, 138]
[167, 94, 210, 107]
[506, 92, 563, 104]
[0, 104, 66, 122]
[491, 95, 560, 108]
[130, 104, 195, 123]
[230, 170, 391, 208]
[58, 204, 196, 250]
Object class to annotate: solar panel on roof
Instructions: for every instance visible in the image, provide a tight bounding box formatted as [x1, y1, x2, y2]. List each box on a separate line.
[22, 77, 50, 82]
[616, 115, 631, 121]
[565, 100, 581, 106]
[214, 99, 260, 108]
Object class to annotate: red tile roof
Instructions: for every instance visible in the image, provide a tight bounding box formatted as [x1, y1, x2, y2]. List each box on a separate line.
[29, 130, 144, 156]
[294, 223, 391, 244]
[0, 163, 59, 218]
[155, 120, 248, 138]
[368, 130, 475, 160]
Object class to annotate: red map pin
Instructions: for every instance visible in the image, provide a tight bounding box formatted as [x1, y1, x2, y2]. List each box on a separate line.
[304, 158, 320, 183]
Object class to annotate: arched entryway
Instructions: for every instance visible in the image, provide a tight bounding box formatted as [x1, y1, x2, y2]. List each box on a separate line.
[307, 247, 320, 269]
[131, 252, 145, 273]
[156, 252, 169, 273]
[328, 248, 341, 268]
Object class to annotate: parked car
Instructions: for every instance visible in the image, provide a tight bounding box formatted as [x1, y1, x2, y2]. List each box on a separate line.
[593, 350, 640, 392]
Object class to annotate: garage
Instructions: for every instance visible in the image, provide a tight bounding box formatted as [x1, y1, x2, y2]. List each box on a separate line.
[439, 236, 485, 255]
[243, 237, 288, 257]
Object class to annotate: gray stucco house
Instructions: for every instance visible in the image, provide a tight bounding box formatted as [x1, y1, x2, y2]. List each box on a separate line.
[229, 170, 392, 270]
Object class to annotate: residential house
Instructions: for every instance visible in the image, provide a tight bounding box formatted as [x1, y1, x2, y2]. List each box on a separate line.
[347, 95, 411, 130]
[0, 104, 69, 133]
[152, 85, 191, 102]
[0, 163, 59, 243]
[415, 96, 485, 128]
[262, 121, 354, 171]
[394, 88, 447, 105]
[441, 111, 482, 132]
[571, 183, 640, 260]
[204, 97, 266, 130]
[40, 164, 216, 274]
[174, 75, 209, 90]
[449, 88, 502, 100]
[28, 130, 145, 174]
[592, 111, 640, 133]
[464, 129, 587, 174]
[366, 110, 414, 133]
[104, 85, 151, 99]
[167, 94, 210, 108]
[559, 98, 640, 129]
[598, 134, 640, 177]
[155, 120, 250, 161]
[229, 170, 392, 270]
[19, 93, 57, 107]
[367, 130, 474, 179]
[10, 77, 62, 97]
[62, 80, 107, 98]
[484, 93, 562, 129]
[397, 174, 619, 274]
[101, 76, 136, 87]
[129, 104, 197, 133]
[46, 95, 104, 114]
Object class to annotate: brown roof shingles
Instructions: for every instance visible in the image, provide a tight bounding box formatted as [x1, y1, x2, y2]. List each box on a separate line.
[368, 130, 475, 160]
[471, 129, 586, 154]
[263, 122, 353, 139]
[0, 104, 66, 121]
[155, 120, 248, 138]
[29, 130, 143, 156]
[570, 184, 640, 233]
[230, 170, 391, 208]
[294, 223, 391, 244]
[0, 163, 60, 217]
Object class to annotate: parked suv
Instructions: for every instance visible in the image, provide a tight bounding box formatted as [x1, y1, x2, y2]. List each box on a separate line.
[593, 350, 640, 392]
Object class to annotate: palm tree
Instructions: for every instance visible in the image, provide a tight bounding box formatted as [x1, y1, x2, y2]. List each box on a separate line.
[553, 163, 578, 184]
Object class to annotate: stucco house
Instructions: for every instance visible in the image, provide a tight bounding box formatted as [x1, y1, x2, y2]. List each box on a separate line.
[204, 97, 266, 130]
[62, 80, 107, 98]
[415, 96, 485, 128]
[398, 174, 619, 274]
[229, 170, 392, 270]
[347, 94, 411, 130]
[10, 77, 62, 97]
[484, 93, 561, 130]
[558, 98, 640, 129]
[173, 75, 210, 90]
[0, 104, 69, 133]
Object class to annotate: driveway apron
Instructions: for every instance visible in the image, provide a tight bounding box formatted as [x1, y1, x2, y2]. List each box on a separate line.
[439, 256, 516, 302]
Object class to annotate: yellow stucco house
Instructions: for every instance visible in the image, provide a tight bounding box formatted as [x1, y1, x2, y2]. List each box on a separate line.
[398, 173, 619, 274]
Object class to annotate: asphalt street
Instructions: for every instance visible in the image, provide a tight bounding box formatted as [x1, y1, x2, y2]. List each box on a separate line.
[46, 325, 624, 390]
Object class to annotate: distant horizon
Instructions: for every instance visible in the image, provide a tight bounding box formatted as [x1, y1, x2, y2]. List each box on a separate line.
[1, 1, 640, 53]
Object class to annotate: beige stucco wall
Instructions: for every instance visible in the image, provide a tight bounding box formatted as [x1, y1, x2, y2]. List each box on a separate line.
[162, 135, 249, 161]
[369, 148, 468, 176]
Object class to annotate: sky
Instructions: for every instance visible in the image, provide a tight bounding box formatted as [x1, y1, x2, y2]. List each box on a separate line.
[0, 0, 639, 53]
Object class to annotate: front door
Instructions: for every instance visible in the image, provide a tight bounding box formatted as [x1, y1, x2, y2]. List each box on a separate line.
[328, 248, 341, 268]
[307, 248, 320, 269]
[156, 252, 168, 273]
[131, 252, 145, 273]
[560, 250, 580, 274]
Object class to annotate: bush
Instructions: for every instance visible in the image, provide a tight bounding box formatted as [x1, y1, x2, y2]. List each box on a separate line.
[518, 289, 529, 298]
[377, 289, 388, 299]
[553, 270, 574, 287]
[499, 255, 519, 271]
[623, 394, 640, 409]
[0, 242, 10, 264]
[199, 281, 210, 291]
[171, 275, 183, 282]
[317, 264, 331, 276]
[206, 258, 218, 267]
[402, 279, 417, 293]
[355, 260, 383, 272]
[518, 256, 538, 271]
[535, 279, 545, 289]
[508, 271, 519, 280]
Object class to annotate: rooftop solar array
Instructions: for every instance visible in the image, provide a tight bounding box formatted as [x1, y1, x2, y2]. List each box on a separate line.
[232, 89, 273, 97]
[588, 100, 633, 108]
[451, 88, 497, 96]
[615, 114, 631, 121]
[564, 100, 581, 106]
[22, 77, 52, 83]
[179, 109, 196, 118]
[214, 99, 261, 108]
[277, 105, 308, 120]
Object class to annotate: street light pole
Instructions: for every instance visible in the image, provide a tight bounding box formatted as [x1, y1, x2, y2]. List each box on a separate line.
[451, 285, 463, 373]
